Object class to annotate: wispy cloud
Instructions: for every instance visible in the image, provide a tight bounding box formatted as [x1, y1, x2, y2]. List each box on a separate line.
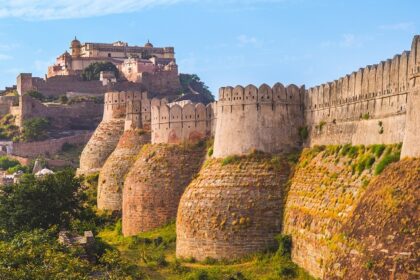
[320, 33, 365, 49]
[379, 22, 415, 31]
[0, 0, 290, 20]
[237, 35, 262, 48]
[0, 43, 20, 51]
[0, 54, 12, 60]
[0, 0, 185, 20]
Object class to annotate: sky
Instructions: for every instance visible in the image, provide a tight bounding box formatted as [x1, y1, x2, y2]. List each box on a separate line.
[0, 0, 418, 96]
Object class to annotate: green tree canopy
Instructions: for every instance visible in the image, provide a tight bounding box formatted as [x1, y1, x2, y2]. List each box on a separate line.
[22, 117, 50, 142]
[81, 62, 119, 81]
[0, 170, 85, 236]
[179, 73, 215, 103]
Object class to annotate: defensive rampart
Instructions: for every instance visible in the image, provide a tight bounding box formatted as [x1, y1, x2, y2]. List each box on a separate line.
[151, 100, 215, 144]
[304, 35, 420, 156]
[10, 132, 92, 157]
[213, 83, 304, 157]
[14, 94, 103, 129]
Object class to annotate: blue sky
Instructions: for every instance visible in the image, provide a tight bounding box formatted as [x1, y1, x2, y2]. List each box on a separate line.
[0, 0, 418, 95]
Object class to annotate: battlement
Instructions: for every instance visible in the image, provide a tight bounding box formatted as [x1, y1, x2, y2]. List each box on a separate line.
[218, 83, 304, 105]
[304, 35, 420, 150]
[103, 91, 148, 122]
[151, 100, 214, 144]
[213, 83, 305, 158]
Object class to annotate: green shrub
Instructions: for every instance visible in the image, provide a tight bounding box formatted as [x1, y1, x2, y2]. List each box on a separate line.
[276, 234, 292, 257]
[364, 259, 374, 270]
[374, 153, 400, 175]
[22, 117, 50, 141]
[221, 155, 240, 166]
[26, 90, 45, 101]
[361, 113, 370, 120]
[372, 144, 386, 158]
[207, 147, 213, 157]
[298, 126, 308, 140]
[0, 156, 20, 170]
[278, 262, 298, 279]
[114, 219, 123, 236]
[203, 257, 217, 265]
[7, 164, 29, 174]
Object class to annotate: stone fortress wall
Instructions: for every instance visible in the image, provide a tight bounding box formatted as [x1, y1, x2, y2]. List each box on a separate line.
[14, 94, 103, 129]
[78, 90, 149, 175]
[304, 35, 419, 157]
[151, 100, 215, 144]
[213, 83, 304, 158]
[210, 35, 419, 159]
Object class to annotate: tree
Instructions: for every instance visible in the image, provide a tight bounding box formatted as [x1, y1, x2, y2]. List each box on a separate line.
[179, 73, 215, 103]
[0, 169, 86, 236]
[0, 229, 92, 280]
[81, 62, 119, 81]
[22, 117, 50, 141]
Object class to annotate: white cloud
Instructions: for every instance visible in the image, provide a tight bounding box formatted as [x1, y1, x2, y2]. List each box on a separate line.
[320, 33, 364, 49]
[379, 22, 414, 31]
[0, 43, 20, 51]
[237, 35, 262, 47]
[0, 0, 185, 20]
[0, 0, 290, 20]
[0, 54, 12, 60]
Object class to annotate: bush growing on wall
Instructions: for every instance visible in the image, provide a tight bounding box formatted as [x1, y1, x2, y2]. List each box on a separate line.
[25, 90, 45, 102]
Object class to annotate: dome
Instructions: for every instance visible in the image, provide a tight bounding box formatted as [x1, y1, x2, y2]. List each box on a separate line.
[71, 36, 81, 48]
[144, 40, 153, 48]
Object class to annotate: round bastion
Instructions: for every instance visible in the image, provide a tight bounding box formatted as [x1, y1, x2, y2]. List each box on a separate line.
[176, 153, 291, 260]
[122, 143, 206, 236]
[97, 129, 150, 212]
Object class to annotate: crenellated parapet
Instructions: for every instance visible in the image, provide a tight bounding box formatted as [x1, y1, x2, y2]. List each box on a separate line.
[151, 100, 215, 144]
[213, 83, 305, 158]
[218, 83, 303, 106]
[304, 35, 420, 149]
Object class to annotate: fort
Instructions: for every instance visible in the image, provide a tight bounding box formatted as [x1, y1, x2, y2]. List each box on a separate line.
[80, 35, 420, 279]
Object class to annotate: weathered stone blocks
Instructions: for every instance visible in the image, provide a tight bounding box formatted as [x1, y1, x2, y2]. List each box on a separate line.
[176, 153, 291, 260]
[325, 158, 420, 279]
[122, 143, 206, 236]
[97, 129, 150, 212]
[78, 119, 125, 176]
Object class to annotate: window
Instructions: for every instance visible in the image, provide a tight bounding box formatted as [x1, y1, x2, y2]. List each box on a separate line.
[108, 53, 112, 57]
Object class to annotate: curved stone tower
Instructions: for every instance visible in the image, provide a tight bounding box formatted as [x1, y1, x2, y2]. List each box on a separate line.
[176, 153, 290, 260]
[213, 83, 304, 157]
[97, 94, 152, 212]
[122, 143, 206, 236]
[176, 83, 299, 260]
[97, 130, 150, 212]
[78, 91, 147, 176]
